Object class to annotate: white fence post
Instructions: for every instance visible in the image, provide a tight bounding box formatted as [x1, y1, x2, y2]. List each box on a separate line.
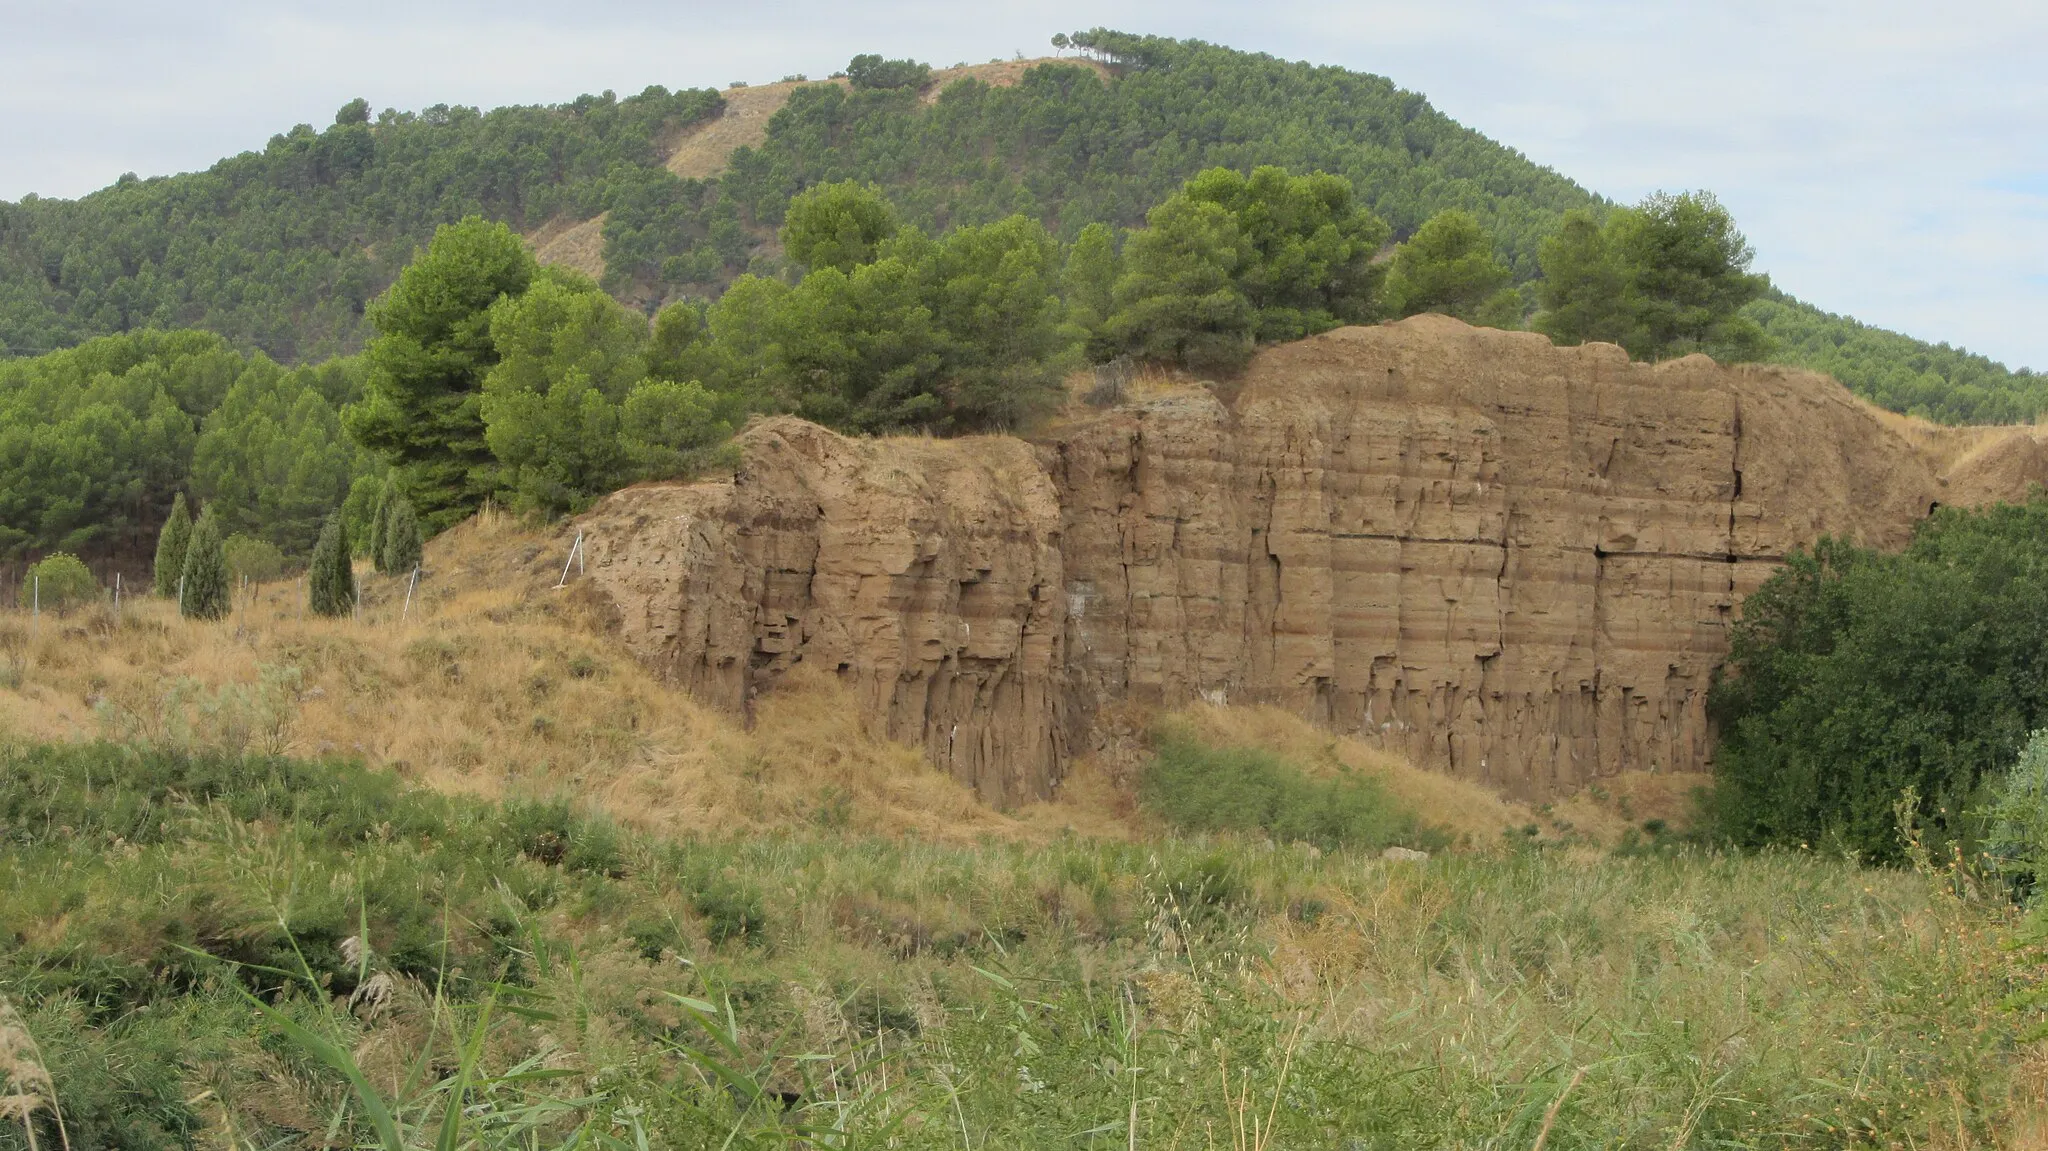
[556, 530, 585, 589]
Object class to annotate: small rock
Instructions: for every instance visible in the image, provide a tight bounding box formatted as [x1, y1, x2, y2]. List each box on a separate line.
[1381, 846, 1430, 863]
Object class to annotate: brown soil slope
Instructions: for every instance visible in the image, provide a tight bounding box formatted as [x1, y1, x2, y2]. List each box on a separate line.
[571, 316, 2048, 804]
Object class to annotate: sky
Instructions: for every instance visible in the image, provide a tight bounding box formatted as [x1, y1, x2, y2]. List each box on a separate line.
[1, 0, 2043, 369]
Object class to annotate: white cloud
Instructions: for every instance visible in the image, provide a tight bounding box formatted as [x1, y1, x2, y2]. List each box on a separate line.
[0, 0, 2041, 368]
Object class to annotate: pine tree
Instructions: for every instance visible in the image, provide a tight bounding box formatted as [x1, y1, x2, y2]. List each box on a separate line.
[381, 496, 423, 575]
[153, 493, 192, 598]
[368, 473, 397, 572]
[179, 508, 230, 620]
[308, 512, 357, 618]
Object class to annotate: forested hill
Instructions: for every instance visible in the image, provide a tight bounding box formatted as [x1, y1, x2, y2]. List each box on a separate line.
[0, 29, 2038, 422]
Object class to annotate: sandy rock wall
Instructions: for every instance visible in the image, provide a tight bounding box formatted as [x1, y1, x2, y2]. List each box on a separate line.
[577, 316, 2048, 803]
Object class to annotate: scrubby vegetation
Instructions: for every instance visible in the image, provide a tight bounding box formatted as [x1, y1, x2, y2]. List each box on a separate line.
[0, 739, 2038, 1148]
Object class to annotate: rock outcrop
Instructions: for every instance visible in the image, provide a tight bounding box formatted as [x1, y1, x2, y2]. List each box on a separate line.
[574, 316, 2048, 803]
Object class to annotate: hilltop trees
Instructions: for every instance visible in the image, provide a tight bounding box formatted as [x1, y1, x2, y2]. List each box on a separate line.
[1534, 192, 1769, 361]
[1100, 166, 1389, 372]
[1384, 209, 1518, 325]
[344, 217, 538, 531]
[1531, 211, 1630, 347]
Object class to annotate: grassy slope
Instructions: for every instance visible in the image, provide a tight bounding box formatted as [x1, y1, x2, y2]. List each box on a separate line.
[0, 35, 2035, 422]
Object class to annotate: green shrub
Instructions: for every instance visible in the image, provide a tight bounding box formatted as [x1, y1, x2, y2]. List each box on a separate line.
[177, 508, 230, 620]
[1986, 729, 2048, 904]
[18, 552, 98, 615]
[380, 494, 423, 574]
[499, 797, 626, 877]
[1139, 728, 1436, 851]
[693, 881, 766, 945]
[151, 492, 191, 599]
[1708, 499, 2048, 862]
[306, 511, 355, 617]
[221, 533, 287, 584]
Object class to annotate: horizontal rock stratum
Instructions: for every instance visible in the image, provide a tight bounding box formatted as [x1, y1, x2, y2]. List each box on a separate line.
[575, 316, 2048, 805]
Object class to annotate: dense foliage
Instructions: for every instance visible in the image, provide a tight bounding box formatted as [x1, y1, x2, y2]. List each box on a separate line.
[17, 552, 96, 614]
[1097, 165, 1386, 371]
[0, 330, 371, 566]
[149, 492, 189, 596]
[1708, 498, 2048, 862]
[1535, 193, 1768, 362]
[1383, 207, 1518, 325]
[307, 511, 354, 617]
[0, 86, 724, 359]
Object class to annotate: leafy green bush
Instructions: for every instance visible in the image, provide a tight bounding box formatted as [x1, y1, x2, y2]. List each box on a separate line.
[18, 552, 98, 614]
[221, 533, 287, 583]
[1985, 730, 2048, 903]
[693, 881, 767, 945]
[1709, 499, 2048, 862]
[1140, 728, 1437, 851]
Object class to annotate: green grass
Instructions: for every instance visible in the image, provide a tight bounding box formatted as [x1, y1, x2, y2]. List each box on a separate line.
[1141, 725, 1447, 852]
[0, 742, 2039, 1149]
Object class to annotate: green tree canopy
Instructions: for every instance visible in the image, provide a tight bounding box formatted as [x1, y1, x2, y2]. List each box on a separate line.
[1535, 192, 1769, 362]
[1532, 210, 1630, 347]
[1383, 209, 1514, 323]
[781, 181, 900, 274]
[1101, 166, 1388, 372]
[343, 216, 537, 531]
[222, 534, 287, 584]
[844, 55, 932, 91]
[1613, 192, 1769, 360]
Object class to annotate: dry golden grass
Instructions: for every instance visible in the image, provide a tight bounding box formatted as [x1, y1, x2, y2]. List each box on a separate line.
[0, 506, 1673, 854]
[0, 512, 1028, 844]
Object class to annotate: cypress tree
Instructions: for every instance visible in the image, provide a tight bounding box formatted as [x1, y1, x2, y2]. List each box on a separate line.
[308, 512, 356, 618]
[153, 493, 192, 598]
[368, 473, 396, 571]
[179, 508, 230, 620]
[381, 496, 424, 575]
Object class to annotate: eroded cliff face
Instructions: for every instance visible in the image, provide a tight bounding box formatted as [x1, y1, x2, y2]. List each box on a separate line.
[576, 316, 2048, 803]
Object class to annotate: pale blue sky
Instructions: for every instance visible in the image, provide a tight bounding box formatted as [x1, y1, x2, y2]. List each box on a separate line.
[1, 1, 2042, 369]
